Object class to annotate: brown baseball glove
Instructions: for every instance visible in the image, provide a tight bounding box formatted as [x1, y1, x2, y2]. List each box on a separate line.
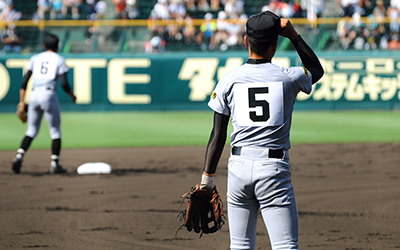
[16, 102, 28, 123]
[177, 183, 225, 237]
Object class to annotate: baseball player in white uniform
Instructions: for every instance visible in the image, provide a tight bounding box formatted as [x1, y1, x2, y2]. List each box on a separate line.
[198, 11, 324, 249]
[11, 33, 76, 174]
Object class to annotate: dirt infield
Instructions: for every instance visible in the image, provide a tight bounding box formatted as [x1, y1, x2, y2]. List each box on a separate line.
[1, 143, 399, 249]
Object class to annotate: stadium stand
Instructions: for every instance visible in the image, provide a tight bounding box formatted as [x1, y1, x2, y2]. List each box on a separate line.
[1, 0, 397, 53]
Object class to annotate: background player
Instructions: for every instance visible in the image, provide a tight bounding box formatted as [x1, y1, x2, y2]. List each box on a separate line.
[198, 11, 324, 249]
[12, 33, 77, 174]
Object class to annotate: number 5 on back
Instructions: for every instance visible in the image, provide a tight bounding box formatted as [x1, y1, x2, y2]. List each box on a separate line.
[234, 82, 284, 127]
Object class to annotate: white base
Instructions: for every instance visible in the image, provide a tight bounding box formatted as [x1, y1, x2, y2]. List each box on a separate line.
[77, 162, 112, 175]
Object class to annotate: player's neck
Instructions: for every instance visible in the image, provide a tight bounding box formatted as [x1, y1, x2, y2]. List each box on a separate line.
[247, 41, 277, 62]
[248, 49, 274, 62]
[248, 53, 272, 62]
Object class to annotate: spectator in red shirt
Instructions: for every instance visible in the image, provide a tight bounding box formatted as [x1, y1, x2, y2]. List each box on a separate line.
[112, 0, 127, 19]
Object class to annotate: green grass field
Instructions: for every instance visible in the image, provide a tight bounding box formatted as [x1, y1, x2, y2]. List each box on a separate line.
[1, 111, 399, 151]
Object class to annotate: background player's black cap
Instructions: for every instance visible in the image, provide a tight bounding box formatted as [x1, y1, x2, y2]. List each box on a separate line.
[246, 11, 281, 40]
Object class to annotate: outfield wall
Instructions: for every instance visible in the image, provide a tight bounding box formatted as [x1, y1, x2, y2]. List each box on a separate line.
[1, 51, 400, 112]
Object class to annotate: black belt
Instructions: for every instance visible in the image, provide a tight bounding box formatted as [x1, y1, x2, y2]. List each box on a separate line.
[232, 146, 284, 159]
[32, 87, 53, 90]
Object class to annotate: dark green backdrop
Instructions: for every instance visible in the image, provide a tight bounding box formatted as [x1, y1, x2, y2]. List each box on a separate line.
[1, 51, 400, 112]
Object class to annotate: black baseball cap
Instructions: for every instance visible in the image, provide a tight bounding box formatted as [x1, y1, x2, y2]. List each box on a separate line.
[246, 11, 281, 40]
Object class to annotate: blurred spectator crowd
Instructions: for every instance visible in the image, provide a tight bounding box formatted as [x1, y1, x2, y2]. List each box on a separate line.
[145, 0, 326, 53]
[144, 0, 400, 52]
[34, 0, 115, 21]
[146, 0, 248, 53]
[336, 0, 400, 50]
[2, 0, 400, 53]
[0, 0, 22, 53]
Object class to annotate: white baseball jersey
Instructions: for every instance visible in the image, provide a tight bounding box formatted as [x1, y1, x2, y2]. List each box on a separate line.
[25, 51, 69, 140]
[27, 51, 69, 90]
[208, 61, 312, 150]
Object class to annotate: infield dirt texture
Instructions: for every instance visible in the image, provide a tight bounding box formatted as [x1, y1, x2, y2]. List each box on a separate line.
[1, 143, 399, 249]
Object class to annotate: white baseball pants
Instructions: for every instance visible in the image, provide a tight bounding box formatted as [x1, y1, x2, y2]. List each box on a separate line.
[227, 149, 299, 250]
[26, 88, 61, 140]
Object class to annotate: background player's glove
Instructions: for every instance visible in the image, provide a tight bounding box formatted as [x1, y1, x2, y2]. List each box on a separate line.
[177, 183, 225, 237]
[16, 102, 28, 123]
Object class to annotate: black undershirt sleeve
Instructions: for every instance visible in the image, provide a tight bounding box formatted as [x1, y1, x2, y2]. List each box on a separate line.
[203, 112, 230, 175]
[291, 35, 324, 84]
[60, 73, 72, 93]
[20, 71, 32, 90]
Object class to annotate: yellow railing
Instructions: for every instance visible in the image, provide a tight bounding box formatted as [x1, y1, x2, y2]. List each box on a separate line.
[1, 16, 395, 30]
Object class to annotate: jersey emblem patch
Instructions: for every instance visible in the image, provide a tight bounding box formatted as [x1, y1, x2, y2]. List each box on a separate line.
[302, 67, 310, 77]
[211, 91, 217, 99]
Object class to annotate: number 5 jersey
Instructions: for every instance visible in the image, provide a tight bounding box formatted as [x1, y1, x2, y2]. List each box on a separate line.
[208, 59, 312, 151]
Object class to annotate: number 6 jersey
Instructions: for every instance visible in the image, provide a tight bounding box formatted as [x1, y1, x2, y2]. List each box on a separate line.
[208, 60, 312, 150]
[27, 51, 69, 91]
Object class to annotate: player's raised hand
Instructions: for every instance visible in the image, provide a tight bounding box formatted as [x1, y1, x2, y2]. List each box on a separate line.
[280, 19, 299, 41]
